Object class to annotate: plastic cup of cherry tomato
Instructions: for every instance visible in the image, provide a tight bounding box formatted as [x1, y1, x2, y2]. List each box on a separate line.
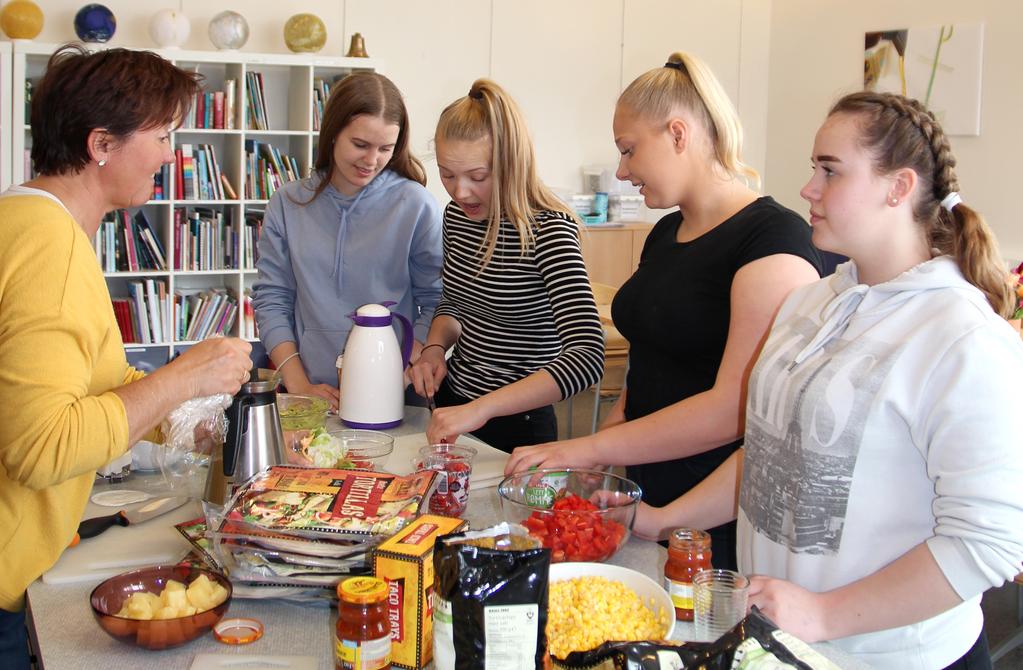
[415, 444, 477, 518]
[497, 468, 641, 562]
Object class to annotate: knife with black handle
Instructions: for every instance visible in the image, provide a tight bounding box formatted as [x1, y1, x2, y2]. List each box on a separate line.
[74, 496, 189, 542]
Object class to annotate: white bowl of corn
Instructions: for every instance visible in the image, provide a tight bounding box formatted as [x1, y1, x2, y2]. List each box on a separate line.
[546, 562, 674, 660]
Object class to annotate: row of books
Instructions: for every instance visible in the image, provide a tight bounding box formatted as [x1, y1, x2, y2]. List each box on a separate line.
[243, 210, 264, 269]
[245, 140, 301, 200]
[151, 164, 173, 201]
[96, 210, 168, 272]
[241, 288, 258, 340]
[174, 288, 239, 342]
[95, 207, 264, 274]
[183, 80, 237, 130]
[312, 75, 347, 131]
[112, 282, 243, 344]
[112, 279, 169, 344]
[246, 71, 271, 131]
[174, 207, 237, 271]
[175, 143, 236, 201]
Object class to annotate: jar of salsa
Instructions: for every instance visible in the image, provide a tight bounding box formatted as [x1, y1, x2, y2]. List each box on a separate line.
[663, 528, 712, 621]
[336, 576, 392, 670]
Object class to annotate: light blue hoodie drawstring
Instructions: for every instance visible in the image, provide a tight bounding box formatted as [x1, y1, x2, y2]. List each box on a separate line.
[329, 187, 368, 292]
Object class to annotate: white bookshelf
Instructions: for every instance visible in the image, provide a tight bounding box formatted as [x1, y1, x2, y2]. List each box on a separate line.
[0, 41, 11, 191]
[10, 42, 382, 369]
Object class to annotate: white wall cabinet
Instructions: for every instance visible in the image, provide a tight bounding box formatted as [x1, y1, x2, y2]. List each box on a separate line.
[0, 41, 11, 191]
[9, 41, 381, 369]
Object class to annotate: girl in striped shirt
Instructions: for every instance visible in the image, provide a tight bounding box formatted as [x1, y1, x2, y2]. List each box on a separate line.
[409, 79, 604, 452]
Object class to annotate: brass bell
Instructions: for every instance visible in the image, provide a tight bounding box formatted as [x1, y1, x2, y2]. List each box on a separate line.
[345, 32, 369, 58]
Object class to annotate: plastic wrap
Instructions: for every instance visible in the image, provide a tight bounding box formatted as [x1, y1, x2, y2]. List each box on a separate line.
[125, 393, 232, 495]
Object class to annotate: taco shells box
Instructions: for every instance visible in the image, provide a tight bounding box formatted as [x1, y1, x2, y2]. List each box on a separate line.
[373, 515, 468, 669]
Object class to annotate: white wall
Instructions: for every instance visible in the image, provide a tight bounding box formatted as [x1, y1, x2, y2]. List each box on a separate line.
[14, 0, 770, 216]
[765, 0, 1023, 261]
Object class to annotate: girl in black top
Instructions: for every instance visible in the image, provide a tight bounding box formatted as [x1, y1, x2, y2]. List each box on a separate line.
[506, 51, 823, 568]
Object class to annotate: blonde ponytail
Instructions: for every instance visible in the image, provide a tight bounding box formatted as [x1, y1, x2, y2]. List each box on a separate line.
[618, 51, 759, 189]
[436, 79, 578, 269]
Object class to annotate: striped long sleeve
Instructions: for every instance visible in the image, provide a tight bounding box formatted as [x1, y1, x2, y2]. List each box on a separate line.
[435, 204, 604, 400]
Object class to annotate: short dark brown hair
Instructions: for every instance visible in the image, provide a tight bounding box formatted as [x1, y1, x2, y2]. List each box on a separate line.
[31, 43, 203, 176]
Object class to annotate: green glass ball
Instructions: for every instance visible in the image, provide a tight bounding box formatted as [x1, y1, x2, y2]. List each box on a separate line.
[283, 13, 326, 53]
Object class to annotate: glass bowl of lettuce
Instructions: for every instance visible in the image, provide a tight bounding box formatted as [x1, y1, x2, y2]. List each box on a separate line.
[277, 394, 330, 431]
[277, 394, 330, 464]
[292, 428, 394, 471]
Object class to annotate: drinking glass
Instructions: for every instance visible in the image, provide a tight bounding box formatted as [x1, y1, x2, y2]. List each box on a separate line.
[693, 568, 750, 642]
[415, 444, 477, 518]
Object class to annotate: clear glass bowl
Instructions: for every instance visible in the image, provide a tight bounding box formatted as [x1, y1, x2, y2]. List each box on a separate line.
[326, 429, 394, 470]
[498, 468, 641, 562]
[277, 393, 330, 463]
[277, 393, 330, 431]
[90, 564, 232, 650]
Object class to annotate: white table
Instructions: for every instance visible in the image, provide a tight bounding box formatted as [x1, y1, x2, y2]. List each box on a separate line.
[26, 407, 869, 669]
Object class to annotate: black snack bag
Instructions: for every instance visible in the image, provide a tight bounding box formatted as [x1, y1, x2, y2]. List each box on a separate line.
[433, 523, 551, 670]
[557, 607, 839, 670]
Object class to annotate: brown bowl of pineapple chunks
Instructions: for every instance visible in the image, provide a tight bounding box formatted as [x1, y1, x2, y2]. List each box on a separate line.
[89, 564, 232, 650]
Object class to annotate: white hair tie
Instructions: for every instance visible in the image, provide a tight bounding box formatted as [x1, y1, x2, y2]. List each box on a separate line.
[940, 191, 962, 211]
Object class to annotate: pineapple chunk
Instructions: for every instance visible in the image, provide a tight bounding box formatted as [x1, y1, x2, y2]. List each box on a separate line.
[186, 574, 214, 609]
[208, 583, 229, 608]
[153, 606, 179, 620]
[113, 574, 227, 619]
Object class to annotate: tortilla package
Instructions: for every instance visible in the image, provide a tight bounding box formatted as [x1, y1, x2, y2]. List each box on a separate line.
[555, 607, 840, 670]
[433, 523, 551, 670]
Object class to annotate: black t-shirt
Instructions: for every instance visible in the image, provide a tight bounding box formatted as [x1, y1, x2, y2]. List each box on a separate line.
[612, 197, 822, 564]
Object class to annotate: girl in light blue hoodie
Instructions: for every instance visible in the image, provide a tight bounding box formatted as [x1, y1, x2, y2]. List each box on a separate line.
[253, 73, 442, 408]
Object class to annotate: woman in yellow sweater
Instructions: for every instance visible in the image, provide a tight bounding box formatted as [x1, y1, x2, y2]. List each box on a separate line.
[0, 45, 252, 669]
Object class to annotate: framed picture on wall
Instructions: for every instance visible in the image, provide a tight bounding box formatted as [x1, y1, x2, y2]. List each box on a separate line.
[864, 23, 984, 136]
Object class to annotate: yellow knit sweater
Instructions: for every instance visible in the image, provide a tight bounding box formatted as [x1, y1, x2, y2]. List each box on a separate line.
[0, 192, 140, 611]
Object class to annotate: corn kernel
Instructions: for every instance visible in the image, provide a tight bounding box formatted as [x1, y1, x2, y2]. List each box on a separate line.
[545, 576, 669, 659]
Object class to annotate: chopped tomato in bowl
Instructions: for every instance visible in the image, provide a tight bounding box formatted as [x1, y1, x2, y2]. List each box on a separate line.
[498, 469, 640, 562]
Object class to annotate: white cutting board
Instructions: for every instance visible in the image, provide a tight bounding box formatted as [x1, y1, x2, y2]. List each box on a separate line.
[41, 499, 200, 585]
[385, 433, 509, 489]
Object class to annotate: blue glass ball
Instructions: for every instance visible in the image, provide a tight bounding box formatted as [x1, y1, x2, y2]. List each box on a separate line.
[74, 3, 116, 43]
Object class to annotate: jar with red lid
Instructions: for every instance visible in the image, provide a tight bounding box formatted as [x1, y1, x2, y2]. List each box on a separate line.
[336, 576, 392, 670]
[663, 528, 712, 621]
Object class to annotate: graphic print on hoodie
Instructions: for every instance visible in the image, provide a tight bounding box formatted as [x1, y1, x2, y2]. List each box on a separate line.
[740, 307, 899, 555]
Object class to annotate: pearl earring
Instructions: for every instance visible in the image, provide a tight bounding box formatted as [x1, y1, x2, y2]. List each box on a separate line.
[98, 159, 107, 167]
[889, 196, 898, 206]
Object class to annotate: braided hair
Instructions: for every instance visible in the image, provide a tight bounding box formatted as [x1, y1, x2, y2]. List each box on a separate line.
[830, 92, 1012, 317]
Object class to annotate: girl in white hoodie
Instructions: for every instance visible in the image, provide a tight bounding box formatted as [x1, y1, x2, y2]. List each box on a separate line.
[635, 92, 1023, 669]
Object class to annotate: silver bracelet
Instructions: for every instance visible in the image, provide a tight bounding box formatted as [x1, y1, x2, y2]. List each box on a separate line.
[276, 351, 301, 370]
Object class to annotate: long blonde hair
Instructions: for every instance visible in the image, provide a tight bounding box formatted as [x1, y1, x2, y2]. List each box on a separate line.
[618, 51, 759, 189]
[830, 91, 1012, 317]
[435, 79, 579, 268]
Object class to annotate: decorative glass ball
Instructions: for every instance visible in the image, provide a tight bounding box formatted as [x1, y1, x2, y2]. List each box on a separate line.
[0, 0, 44, 40]
[148, 9, 190, 49]
[283, 13, 326, 53]
[74, 3, 116, 43]
[208, 10, 249, 51]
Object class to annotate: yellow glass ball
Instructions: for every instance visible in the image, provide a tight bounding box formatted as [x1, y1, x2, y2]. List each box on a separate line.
[283, 13, 326, 53]
[0, 0, 45, 40]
